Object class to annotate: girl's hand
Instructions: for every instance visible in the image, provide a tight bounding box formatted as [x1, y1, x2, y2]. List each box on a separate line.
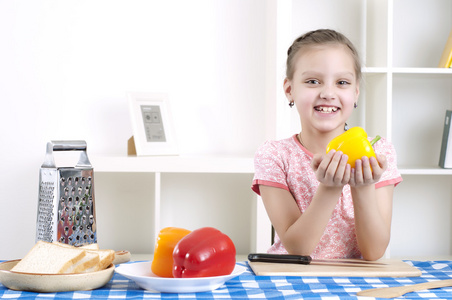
[311, 150, 351, 187]
[349, 154, 387, 187]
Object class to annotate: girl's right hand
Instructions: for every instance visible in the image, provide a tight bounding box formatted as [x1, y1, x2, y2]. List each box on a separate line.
[311, 150, 351, 187]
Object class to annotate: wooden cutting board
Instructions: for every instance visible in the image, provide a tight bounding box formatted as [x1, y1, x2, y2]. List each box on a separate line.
[249, 259, 421, 277]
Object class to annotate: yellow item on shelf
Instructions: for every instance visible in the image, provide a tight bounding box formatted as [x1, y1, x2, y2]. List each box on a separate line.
[438, 29, 452, 68]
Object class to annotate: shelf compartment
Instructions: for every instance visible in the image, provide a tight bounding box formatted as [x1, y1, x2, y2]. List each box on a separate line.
[92, 167, 259, 255]
[392, 0, 452, 68]
[391, 175, 452, 257]
[365, 0, 389, 68]
[392, 74, 452, 167]
[361, 72, 389, 138]
[94, 172, 156, 254]
[160, 173, 255, 255]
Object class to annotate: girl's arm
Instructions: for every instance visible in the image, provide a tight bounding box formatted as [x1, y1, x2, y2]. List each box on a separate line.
[350, 155, 392, 261]
[259, 150, 350, 255]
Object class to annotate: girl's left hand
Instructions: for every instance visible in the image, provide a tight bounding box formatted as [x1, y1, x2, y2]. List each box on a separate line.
[311, 150, 351, 187]
[349, 154, 387, 187]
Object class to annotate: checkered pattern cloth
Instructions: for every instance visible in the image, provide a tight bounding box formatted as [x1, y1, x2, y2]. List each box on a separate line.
[2, 260, 452, 299]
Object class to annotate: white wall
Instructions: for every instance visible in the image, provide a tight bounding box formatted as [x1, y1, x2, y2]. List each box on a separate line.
[0, 0, 268, 259]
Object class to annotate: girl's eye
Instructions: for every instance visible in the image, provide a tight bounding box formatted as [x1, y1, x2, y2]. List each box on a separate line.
[338, 80, 350, 85]
[305, 79, 320, 84]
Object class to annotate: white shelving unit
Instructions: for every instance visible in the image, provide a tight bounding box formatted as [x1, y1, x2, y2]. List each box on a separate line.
[90, 155, 272, 256]
[91, 0, 451, 258]
[91, 155, 255, 247]
[90, 155, 254, 174]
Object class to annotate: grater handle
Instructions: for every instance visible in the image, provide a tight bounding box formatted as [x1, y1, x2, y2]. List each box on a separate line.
[42, 140, 92, 168]
[52, 140, 87, 152]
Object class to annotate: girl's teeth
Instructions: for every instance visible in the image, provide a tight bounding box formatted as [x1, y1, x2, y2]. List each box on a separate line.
[317, 107, 338, 112]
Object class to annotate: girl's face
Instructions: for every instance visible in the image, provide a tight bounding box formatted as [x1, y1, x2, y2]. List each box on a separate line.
[284, 44, 359, 136]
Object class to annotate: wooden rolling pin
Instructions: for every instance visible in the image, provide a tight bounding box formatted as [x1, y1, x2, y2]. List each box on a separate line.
[357, 279, 452, 298]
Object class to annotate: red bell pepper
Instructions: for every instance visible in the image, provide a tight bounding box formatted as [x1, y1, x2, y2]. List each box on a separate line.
[172, 227, 236, 278]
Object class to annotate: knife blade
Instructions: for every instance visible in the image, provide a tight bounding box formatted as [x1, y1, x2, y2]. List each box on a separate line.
[248, 253, 386, 267]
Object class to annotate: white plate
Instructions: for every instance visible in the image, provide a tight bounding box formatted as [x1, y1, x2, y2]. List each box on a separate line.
[115, 261, 246, 293]
[0, 260, 114, 293]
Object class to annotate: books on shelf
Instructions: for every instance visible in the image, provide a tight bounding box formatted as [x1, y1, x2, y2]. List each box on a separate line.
[439, 110, 452, 168]
[438, 29, 452, 68]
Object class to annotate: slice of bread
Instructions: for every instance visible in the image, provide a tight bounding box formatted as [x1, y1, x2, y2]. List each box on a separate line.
[81, 243, 100, 250]
[65, 250, 100, 273]
[83, 249, 115, 272]
[94, 249, 115, 270]
[11, 241, 86, 274]
[52, 241, 114, 273]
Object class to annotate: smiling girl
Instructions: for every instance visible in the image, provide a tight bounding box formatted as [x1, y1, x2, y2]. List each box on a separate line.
[252, 29, 402, 260]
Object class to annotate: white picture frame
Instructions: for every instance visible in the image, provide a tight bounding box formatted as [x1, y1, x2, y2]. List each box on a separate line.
[128, 92, 178, 156]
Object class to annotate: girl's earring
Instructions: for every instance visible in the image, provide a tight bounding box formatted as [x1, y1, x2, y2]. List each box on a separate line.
[289, 101, 294, 108]
[344, 123, 349, 131]
[354, 102, 358, 109]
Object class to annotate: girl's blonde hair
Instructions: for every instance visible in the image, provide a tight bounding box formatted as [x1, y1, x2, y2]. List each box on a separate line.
[286, 29, 361, 81]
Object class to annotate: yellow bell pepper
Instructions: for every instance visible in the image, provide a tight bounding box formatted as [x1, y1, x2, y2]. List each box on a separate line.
[326, 127, 381, 169]
[151, 227, 191, 278]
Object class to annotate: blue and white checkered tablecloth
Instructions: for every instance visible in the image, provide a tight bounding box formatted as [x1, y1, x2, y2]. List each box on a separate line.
[2, 260, 452, 299]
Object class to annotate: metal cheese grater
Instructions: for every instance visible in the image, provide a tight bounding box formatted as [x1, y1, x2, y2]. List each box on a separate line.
[36, 141, 97, 246]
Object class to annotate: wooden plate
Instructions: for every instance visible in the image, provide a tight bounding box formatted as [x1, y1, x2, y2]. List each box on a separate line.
[0, 260, 114, 292]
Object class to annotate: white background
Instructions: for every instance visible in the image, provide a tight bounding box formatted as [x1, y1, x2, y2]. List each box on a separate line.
[0, 0, 268, 259]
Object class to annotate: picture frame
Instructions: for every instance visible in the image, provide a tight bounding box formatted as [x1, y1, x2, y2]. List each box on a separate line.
[127, 92, 178, 156]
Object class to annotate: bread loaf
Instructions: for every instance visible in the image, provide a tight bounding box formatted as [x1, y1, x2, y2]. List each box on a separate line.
[53, 242, 115, 273]
[11, 241, 115, 274]
[65, 250, 100, 273]
[11, 241, 86, 274]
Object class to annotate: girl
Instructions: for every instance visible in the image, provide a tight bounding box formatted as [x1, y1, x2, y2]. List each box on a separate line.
[252, 29, 402, 261]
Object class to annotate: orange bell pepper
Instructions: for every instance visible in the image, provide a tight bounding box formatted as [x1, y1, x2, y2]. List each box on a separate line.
[151, 227, 191, 277]
[326, 127, 381, 169]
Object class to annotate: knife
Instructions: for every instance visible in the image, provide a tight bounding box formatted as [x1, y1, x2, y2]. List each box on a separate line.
[248, 253, 386, 266]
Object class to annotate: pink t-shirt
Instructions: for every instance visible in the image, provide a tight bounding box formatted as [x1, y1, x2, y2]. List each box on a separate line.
[252, 134, 402, 259]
